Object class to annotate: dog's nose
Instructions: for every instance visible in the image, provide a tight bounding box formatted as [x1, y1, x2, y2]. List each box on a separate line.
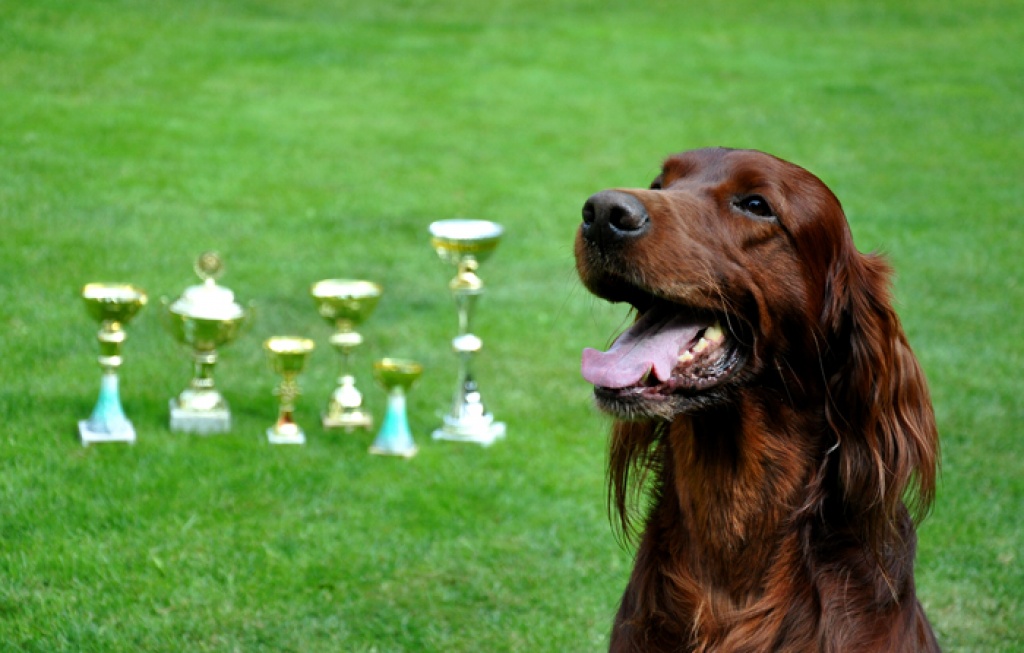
[581, 190, 650, 245]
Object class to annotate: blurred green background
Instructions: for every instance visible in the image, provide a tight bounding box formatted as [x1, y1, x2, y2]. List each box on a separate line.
[1, 0, 1021, 650]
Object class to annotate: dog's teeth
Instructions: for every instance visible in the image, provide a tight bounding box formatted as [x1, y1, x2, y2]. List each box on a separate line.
[678, 351, 695, 364]
[693, 338, 709, 353]
[705, 323, 724, 343]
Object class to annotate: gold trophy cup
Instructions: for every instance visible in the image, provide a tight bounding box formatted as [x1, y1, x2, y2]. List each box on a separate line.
[369, 358, 423, 458]
[428, 219, 506, 446]
[163, 252, 250, 434]
[265, 336, 316, 445]
[310, 279, 382, 431]
[79, 283, 147, 446]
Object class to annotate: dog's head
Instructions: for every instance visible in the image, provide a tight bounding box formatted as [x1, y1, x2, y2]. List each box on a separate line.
[578, 147, 938, 551]
[576, 147, 851, 420]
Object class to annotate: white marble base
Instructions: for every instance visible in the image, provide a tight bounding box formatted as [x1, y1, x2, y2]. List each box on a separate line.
[169, 400, 231, 434]
[432, 418, 506, 447]
[79, 420, 136, 446]
[267, 426, 305, 445]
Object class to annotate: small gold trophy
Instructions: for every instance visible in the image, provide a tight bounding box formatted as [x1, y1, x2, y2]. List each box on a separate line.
[163, 252, 250, 434]
[369, 358, 423, 458]
[428, 219, 506, 446]
[265, 336, 316, 445]
[79, 283, 147, 446]
[310, 279, 382, 431]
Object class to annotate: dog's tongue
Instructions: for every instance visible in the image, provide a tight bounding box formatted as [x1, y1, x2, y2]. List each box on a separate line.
[581, 309, 704, 389]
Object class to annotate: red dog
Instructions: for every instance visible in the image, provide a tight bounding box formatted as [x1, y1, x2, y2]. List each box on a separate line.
[576, 148, 940, 652]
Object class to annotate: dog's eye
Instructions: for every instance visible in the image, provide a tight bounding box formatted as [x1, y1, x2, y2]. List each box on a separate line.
[735, 195, 775, 219]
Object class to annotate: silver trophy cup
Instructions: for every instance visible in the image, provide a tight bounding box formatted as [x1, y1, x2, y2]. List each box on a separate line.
[428, 219, 506, 446]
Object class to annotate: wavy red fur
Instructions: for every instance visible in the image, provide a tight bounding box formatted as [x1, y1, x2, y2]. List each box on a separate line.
[576, 148, 940, 652]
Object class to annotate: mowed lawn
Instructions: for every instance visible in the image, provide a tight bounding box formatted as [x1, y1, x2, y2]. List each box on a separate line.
[0, 0, 1021, 650]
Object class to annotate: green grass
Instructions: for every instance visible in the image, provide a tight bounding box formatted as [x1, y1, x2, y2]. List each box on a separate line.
[1, 0, 1021, 650]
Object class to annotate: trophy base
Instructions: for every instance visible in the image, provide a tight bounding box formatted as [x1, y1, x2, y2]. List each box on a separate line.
[78, 420, 136, 446]
[267, 427, 306, 445]
[322, 409, 373, 432]
[432, 417, 506, 447]
[369, 444, 418, 458]
[169, 400, 231, 434]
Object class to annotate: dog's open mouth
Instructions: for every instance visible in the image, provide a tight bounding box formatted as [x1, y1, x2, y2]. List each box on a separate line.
[581, 301, 746, 414]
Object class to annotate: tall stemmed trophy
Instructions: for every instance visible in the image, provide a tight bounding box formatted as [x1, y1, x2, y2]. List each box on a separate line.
[428, 219, 506, 446]
[264, 336, 315, 445]
[310, 279, 382, 432]
[370, 358, 423, 458]
[163, 252, 250, 434]
[78, 283, 147, 446]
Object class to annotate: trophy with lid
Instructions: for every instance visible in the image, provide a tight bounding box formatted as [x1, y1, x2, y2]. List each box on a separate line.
[163, 252, 251, 434]
[78, 282, 147, 446]
[428, 219, 506, 446]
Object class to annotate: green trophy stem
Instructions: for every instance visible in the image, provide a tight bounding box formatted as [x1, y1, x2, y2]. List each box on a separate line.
[86, 371, 132, 435]
[370, 358, 422, 458]
[369, 387, 417, 457]
[80, 321, 137, 445]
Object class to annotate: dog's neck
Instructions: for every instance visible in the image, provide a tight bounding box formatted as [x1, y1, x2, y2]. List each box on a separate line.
[658, 397, 824, 596]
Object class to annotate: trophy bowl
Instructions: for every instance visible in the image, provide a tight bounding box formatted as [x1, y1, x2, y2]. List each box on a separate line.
[265, 336, 316, 445]
[311, 279, 382, 326]
[373, 357, 423, 391]
[79, 282, 148, 446]
[266, 336, 316, 375]
[163, 307, 247, 353]
[370, 358, 423, 458]
[311, 279, 383, 431]
[83, 283, 148, 328]
[163, 253, 251, 434]
[429, 219, 504, 267]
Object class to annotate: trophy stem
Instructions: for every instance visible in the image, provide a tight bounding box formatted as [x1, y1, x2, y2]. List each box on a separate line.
[268, 374, 305, 445]
[369, 387, 418, 458]
[80, 323, 136, 445]
[323, 331, 372, 431]
[278, 375, 299, 419]
[170, 350, 230, 433]
[452, 335, 482, 416]
[190, 351, 218, 391]
[452, 260, 481, 335]
[97, 322, 127, 368]
[432, 270, 505, 447]
[80, 371, 136, 446]
[264, 336, 315, 445]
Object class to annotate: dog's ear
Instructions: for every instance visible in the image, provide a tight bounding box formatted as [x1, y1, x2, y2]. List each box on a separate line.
[821, 247, 939, 548]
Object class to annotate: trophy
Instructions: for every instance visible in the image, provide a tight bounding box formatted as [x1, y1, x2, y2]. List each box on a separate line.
[78, 283, 147, 446]
[310, 279, 382, 431]
[264, 336, 315, 445]
[369, 358, 423, 458]
[163, 252, 250, 434]
[428, 219, 506, 446]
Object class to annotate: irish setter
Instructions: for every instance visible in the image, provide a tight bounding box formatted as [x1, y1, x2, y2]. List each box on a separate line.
[576, 148, 940, 652]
